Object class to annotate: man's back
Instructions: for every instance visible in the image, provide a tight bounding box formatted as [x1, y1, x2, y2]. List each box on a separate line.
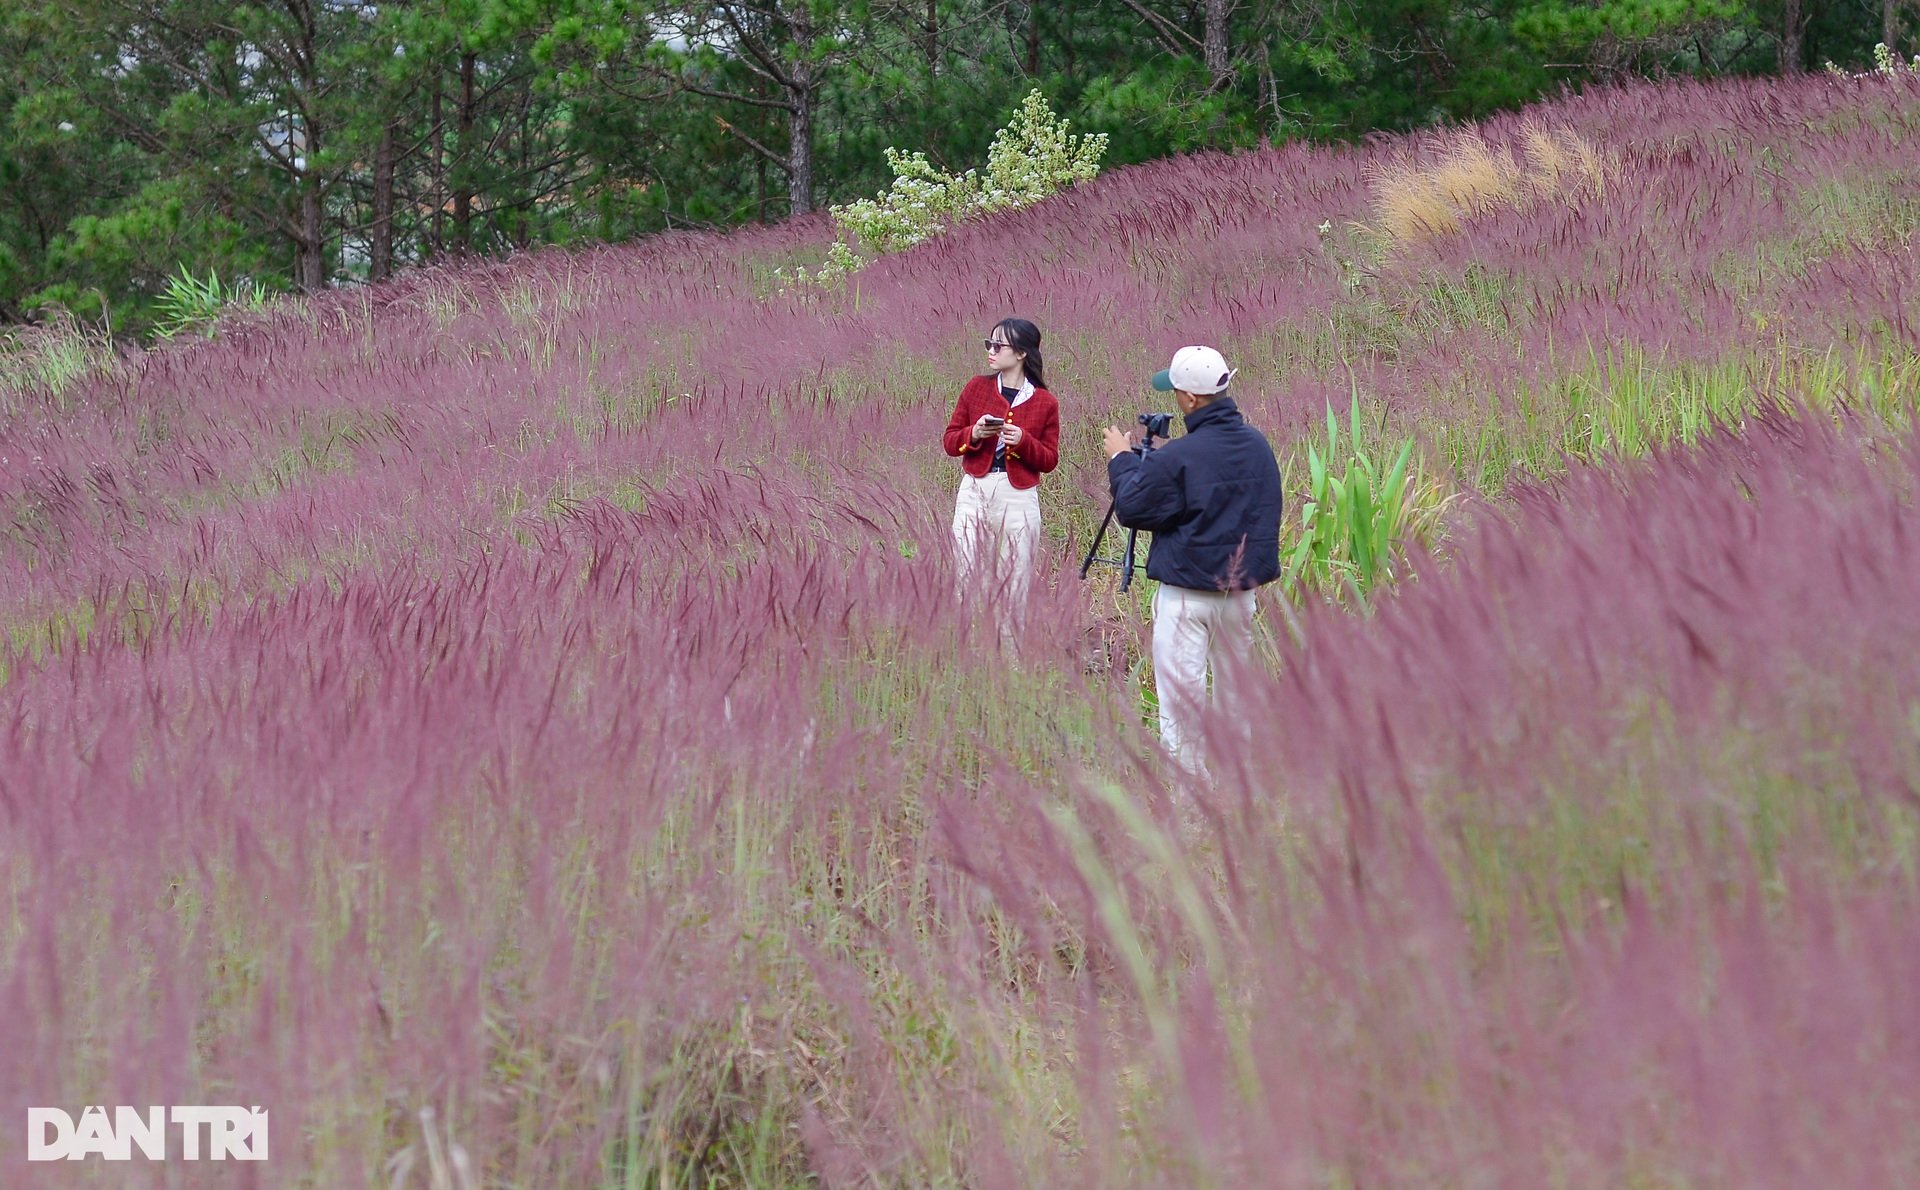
[1108, 397, 1283, 591]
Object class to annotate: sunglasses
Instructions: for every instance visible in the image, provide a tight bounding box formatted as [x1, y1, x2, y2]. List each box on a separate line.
[983, 339, 1016, 351]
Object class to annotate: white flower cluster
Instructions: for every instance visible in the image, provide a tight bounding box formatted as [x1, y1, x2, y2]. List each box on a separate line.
[773, 240, 862, 290]
[782, 90, 1107, 291]
[823, 148, 969, 255]
[1873, 41, 1920, 73]
[1823, 42, 1920, 77]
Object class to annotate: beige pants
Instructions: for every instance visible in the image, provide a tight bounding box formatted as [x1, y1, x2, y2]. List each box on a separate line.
[1152, 584, 1256, 775]
[952, 472, 1042, 604]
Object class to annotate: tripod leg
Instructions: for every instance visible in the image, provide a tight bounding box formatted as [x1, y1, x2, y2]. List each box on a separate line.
[1080, 500, 1119, 579]
[1119, 526, 1140, 591]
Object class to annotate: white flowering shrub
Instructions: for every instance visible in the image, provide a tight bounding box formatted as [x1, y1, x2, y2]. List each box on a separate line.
[782, 91, 1106, 291]
[1824, 42, 1920, 76]
[837, 90, 1108, 253]
[772, 241, 863, 292]
[830, 149, 983, 255]
[1871, 41, 1920, 73]
[975, 88, 1110, 209]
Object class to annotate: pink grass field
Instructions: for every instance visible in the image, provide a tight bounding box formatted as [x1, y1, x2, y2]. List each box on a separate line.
[3, 71, 1920, 1185]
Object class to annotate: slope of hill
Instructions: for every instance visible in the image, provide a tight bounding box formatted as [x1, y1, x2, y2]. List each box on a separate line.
[3, 71, 1919, 1184]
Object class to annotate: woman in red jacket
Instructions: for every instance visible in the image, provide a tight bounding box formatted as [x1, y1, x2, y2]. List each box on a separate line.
[941, 317, 1061, 604]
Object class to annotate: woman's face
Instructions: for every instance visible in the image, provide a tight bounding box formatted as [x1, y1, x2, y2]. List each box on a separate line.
[985, 325, 1025, 374]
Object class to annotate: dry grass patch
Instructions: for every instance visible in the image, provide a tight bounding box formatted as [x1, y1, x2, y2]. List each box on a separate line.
[1367, 123, 1614, 243]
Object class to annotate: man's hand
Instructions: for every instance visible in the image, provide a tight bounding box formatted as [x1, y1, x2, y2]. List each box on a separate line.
[1103, 425, 1134, 458]
[999, 422, 1024, 448]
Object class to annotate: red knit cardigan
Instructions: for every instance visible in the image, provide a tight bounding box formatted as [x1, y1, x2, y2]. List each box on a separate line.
[941, 374, 1061, 490]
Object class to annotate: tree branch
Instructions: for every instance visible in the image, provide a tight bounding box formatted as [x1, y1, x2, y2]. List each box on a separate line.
[593, 72, 677, 105]
[719, 6, 795, 87]
[676, 75, 798, 112]
[713, 114, 790, 171]
[1119, 0, 1201, 55]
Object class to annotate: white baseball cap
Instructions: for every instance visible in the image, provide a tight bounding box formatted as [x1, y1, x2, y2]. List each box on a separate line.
[1150, 345, 1238, 395]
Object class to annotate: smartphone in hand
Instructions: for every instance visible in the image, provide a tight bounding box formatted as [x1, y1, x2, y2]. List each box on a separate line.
[980, 416, 1006, 431]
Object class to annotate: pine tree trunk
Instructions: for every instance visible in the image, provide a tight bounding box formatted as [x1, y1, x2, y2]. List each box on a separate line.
[370, 119, 396, 283]
[1204, 0, 1230, 88]
[453, 52, 476, 253]
[924, 0, 938, 74]
[430, 87, 445, 256]
[296, 118, 326, 291]
[1779, 0, 1806, 73]
[787, 79, 814, 217]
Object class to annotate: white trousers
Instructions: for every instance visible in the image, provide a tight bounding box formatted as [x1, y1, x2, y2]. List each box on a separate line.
[952, 473, 1042, 604]
[1152, 584, 1256, 775]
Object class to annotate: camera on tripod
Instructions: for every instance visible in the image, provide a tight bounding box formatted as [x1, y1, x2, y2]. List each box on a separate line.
[1135, 411, 1173, 446]
[1081, 412, 1176, 590]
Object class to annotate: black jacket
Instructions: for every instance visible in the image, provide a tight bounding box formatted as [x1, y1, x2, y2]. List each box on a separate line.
[1107, 397, 1283, 591]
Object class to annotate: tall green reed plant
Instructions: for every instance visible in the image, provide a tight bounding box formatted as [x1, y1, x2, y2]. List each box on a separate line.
[1283, 394, 1425, 606]
[153, 265, 267, 340]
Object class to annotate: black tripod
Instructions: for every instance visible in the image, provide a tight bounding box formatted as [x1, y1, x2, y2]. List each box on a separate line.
[1080, 414, 1171, 591]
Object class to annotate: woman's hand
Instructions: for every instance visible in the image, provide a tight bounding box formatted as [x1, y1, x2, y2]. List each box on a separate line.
[998, 422, 1024, 448]
[971, 415, 1003, 443]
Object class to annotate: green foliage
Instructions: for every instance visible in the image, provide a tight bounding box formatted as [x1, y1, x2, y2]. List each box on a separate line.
[3, 0, 1912, 322]
[1284, 394, 1424, 605]
[1512, 0, 1750, 55]
[1075, 59, 1253, 158]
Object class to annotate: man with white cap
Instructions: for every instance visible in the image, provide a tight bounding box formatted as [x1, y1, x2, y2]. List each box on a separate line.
[1103, 346, 1283, 776]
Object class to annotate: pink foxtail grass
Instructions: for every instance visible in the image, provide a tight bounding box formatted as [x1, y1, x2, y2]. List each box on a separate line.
[2, 69, 1920, 1184]
[942, 409, 1920, 1184]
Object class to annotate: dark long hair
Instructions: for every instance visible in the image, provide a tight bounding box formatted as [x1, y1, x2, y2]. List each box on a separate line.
[994, 317, 1046, 390]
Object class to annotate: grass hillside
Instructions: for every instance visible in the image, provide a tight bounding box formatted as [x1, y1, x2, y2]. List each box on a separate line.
[4, 71, 1920, 1185]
